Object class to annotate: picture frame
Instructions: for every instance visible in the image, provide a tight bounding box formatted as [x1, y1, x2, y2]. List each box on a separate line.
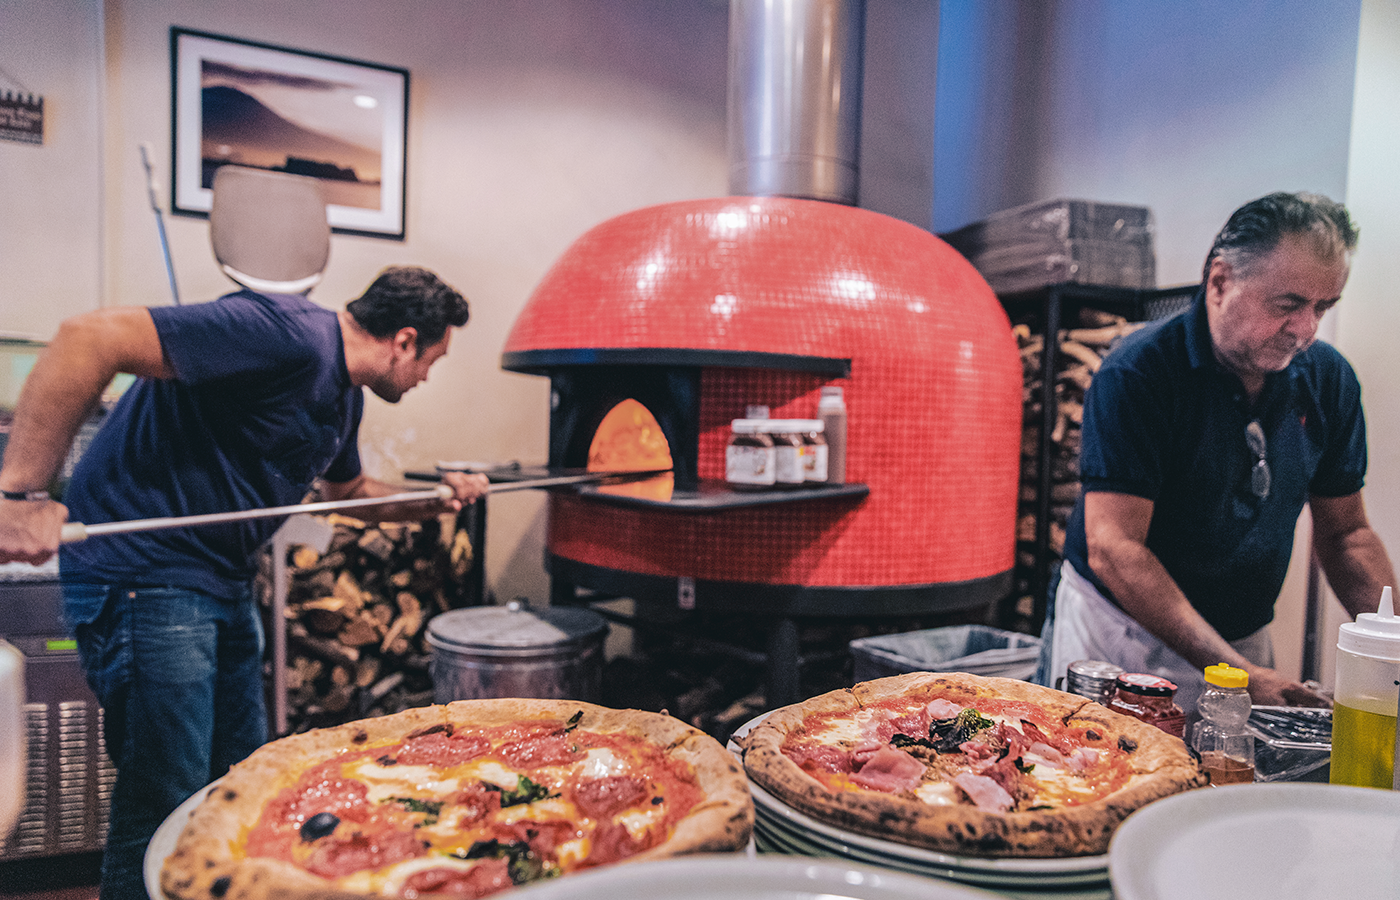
[170, 27, 409, 240]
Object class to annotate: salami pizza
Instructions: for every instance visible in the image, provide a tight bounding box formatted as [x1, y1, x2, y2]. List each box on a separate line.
[739, 672, 1205, 858]
[159, 699, 753, 900]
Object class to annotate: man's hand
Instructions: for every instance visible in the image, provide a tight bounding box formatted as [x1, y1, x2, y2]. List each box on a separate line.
[439, 471, 489, 511]
[0, 498, 68, 566]
[1245, 665, 1331, 708]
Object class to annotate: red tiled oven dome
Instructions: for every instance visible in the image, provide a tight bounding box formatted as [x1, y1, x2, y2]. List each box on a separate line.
[503, 196, 1021, 610]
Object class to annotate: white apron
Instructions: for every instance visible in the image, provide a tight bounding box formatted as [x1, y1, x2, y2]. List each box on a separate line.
[1048, 561, 1274, 714]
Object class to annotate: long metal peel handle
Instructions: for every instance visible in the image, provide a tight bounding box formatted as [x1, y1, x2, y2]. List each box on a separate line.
[58, 483, 454, 543]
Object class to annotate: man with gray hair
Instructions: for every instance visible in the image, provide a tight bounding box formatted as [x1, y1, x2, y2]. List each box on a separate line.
[1044, 191, 1395, 711]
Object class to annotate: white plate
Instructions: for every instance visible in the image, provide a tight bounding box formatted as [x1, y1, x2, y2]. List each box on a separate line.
[144, 779, 217, 900]
[513, 855, 1000, 900]
[750, 778, 1107, 885]
[732, 713, 1108, 886]
[1109, 783, 1400, 900]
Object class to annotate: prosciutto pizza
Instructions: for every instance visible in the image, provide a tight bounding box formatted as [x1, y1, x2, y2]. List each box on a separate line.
[159, 699, 753, 900]
[740, 672, 1204, 858]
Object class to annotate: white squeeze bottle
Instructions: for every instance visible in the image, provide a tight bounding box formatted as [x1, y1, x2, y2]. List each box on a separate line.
[818, 386, 847, 485]
[1330, 585, 1400, 789]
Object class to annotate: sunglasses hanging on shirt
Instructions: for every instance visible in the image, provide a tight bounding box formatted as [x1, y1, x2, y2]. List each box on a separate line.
[1245, 420, 1270, 499]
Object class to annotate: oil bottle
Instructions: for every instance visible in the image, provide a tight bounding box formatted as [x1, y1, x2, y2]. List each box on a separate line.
[1330, 585, 1400, 789]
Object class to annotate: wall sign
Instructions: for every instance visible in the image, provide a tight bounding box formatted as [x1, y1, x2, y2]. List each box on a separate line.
[0, 92, 43, 146]
[170, 28, 409, 240]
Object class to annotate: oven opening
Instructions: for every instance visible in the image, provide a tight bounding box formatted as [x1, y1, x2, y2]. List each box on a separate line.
[587, 398, 675, 500]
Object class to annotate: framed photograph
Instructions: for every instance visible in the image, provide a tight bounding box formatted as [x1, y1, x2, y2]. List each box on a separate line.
[171, 27, 409, 239]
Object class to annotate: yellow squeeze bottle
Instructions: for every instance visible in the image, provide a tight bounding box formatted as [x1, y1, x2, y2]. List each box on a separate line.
[1330, 586, 1400, 789]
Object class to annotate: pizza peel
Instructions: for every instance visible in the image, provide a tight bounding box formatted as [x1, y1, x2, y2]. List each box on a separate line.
[58, 468, 670, 543]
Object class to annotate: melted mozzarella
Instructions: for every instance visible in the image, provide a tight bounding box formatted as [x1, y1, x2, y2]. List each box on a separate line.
[616, 805, 664, 841]
[578, 747, 627, 779]
[913, 782, 959, 806]
[812, 707, 897, 745]
[987, 715, 1026, 733]
[458, 759, 521, 790]
[1029, 764, 1100, 802]
[346, 760, 460, 804]
[492, 796, 575, 826]
[554, 837, 591, 868]
[348, 855, 481, 894]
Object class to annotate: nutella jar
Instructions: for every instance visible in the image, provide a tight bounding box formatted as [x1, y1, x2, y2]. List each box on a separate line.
[725, 419, 776, 488]
[1107, 673, 1186, 737]
[799, 419, 828, 482]
[762, 420, 806, 487]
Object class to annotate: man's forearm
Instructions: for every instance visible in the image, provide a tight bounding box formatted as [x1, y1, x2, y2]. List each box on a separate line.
[0, 309, 168, 495]
[1317, 527, 1396, 618]
[1091, 542, 1254, 672]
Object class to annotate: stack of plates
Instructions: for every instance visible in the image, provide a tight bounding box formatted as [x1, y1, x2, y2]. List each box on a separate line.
[731, 716, 1111, 899]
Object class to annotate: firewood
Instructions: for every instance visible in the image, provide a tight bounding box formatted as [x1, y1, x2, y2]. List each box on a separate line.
[1058, 364, 1094, 393]
[291, 545, 321, 569]
[300, 605, 345, 637]
[1058, 340, 1103, 373]
[288, 624, 360, 669]
[357, 528, 396, 562]
[1077, 308, 1127, 329]
[367, 671, 406, 702]
[333, 571, 366, 611]
[339, 617, 381, 648]
[1064, 322, 1145, 347]
[355, 657, 381, 688]
[263, 509, 476, 733]
[396, 592, 424, 638]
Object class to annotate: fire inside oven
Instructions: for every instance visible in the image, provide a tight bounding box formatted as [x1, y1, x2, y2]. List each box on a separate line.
[587, 398, 675, 501]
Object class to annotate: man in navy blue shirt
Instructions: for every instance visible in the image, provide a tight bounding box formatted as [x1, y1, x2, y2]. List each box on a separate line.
[0, 266, 488, 900]
[1046, 193, 1395, 711]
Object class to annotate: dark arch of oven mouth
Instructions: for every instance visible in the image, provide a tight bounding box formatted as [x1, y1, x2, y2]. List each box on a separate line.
[501, 347, 851, 377]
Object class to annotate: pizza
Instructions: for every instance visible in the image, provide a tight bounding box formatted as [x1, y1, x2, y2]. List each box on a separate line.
[159, 699, 753, 900]
[739, 672, 1205, 858]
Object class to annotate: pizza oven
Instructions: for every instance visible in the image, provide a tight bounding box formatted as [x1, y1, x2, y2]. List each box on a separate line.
[499, 1, 1022, 703]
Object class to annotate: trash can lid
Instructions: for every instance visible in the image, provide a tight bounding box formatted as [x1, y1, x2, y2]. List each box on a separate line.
[427, 602, 607, 652]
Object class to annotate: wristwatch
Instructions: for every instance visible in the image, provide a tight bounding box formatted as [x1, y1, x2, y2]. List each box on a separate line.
[0, 489, 50, 501]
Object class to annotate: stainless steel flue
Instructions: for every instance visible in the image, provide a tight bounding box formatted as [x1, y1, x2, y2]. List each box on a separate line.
[727, 0, 865, 204]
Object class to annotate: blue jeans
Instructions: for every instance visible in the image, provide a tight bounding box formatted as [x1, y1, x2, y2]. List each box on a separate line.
[63, 583, 267, 900]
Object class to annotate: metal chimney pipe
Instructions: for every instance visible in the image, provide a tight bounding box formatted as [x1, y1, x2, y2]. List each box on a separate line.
[727, 0, 865, 204]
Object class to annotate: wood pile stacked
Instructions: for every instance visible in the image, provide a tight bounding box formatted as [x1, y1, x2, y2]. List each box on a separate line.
[1011, 309, 1145, 619]
[256, 513, 475, 733]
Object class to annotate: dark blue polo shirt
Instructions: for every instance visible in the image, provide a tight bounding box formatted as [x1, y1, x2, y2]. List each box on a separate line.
[61, 289, 363, 600]
[1062, 291, 1367, 640]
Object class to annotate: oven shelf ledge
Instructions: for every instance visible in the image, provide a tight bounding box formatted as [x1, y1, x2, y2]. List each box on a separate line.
[567, 479, 869, 511]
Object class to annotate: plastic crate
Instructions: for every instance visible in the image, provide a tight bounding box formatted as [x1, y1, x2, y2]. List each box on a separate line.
[849, 624, 1042, 683]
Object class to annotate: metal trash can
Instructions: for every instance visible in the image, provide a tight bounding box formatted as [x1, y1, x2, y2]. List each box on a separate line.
[849, 624, 1042, 683]
[428, 601, 608, 703]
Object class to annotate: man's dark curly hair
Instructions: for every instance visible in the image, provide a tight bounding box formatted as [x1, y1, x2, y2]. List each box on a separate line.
[345, 266, 469, 355]
[1203, 191, 1358, 283]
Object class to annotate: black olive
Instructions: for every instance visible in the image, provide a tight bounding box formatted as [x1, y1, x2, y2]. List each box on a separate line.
[301, 812, 340, 841]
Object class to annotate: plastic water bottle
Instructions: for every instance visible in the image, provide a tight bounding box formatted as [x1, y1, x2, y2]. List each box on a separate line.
[1191, 663, 1255, 785]
[1331, 585, 1400, 789]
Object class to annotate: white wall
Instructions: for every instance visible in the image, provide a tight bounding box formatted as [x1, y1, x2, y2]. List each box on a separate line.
[0, 0, 104, 338]
[932, 0, 1388, 682]
[1330, 0, 1400, 683]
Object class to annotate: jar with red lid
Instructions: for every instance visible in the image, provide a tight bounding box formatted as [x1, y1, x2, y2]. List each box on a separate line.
[1107, 673, 1186, 738]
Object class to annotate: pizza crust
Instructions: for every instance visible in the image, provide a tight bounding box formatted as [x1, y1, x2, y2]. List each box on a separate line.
[160, 700, 752, 900]
[740, 672, 1205, 858]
